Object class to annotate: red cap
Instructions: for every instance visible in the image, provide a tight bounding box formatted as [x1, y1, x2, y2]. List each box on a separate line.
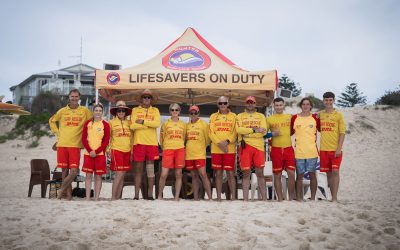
[245, 96, 256, 103]
[188, 105, 200, 112]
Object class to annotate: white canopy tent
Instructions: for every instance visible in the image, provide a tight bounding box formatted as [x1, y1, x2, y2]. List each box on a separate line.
[95, 27, 277, 107]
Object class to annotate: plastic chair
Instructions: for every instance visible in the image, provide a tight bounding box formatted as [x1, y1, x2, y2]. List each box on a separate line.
[28, 159, 50, 198]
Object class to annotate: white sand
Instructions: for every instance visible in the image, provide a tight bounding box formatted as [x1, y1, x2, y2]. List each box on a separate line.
[1, 106, 400, 249]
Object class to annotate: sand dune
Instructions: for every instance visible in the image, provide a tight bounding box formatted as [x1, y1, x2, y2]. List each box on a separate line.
[0, 106, 399, 249]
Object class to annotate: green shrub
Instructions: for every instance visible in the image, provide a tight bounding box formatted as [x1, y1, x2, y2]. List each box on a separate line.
[1, 113, 52, 145]
[375, 86, 400, 106]
[309, 96, 324, 111]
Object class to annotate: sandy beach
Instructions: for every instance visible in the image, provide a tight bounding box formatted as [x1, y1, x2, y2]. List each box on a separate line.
[1, 106, 400, 249]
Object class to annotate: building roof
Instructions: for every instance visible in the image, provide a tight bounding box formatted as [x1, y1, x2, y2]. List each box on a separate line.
[10, 63, 97, 91]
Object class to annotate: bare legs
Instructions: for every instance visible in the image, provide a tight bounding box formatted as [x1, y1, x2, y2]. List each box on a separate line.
[157, 168, 183, 201]
[287, 170, 295, 201]
[215, 169, 223, 201]
[134, 162, 144, 199]
[255, 168, 267, 201]
[57, 168, 78, 200]
[112, 171, 125, 200]
[227, 171, 236, 201]
[242, 170, 251, 201]
[195, 167, 212, 200]
[296, 172, 317, 201]
[134, 161, 155, 199]
[327, 170, 340, 202]
[84, 173, 102, 201]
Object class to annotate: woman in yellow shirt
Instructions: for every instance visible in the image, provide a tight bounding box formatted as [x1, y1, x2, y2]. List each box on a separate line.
[185, 105, 212, 200]
[158, 103, 186, 201]
[109, 101, 132, 201]
[82, 103, 110, 201]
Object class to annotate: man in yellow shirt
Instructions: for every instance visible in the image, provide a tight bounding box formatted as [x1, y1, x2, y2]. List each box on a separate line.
[319, 91, 346, 202]
[49, 89, 92, 200]
[209, 96, 237, 201]
[236, 96, 267, 201]
[266, 97, 296, 201]
[130, 89, 160, 200]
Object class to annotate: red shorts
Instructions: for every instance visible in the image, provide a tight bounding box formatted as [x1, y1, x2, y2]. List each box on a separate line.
[57, 147, 80, 169]
[270, 147, 296, 174]
[132, 144, 159, 162]
[110, 149, 131, 171]
[162, 148, 185, 169]
[82, 154, 107, 175]
[320, 151, 343, 172]
[185, 159, 206, 171]
[239, 144, 265, 170]
[211, 153, 236, 171]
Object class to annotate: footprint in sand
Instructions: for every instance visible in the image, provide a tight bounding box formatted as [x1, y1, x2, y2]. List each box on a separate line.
[253, 219, 271, 228]
[297, 218, 306, 225]
[76, 243, 91, 250]
[345, 224, 361, 234]
[113, 218, 128, 223]
[321, 227, 331, 234]
[299, 242, 310, 250]
[383, 227, 396, 235]
[357, 212, 369, 220]
[385, 243, 400, 250]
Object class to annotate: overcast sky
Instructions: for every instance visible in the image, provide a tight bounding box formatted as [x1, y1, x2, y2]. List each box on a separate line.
[1, 0, 399, 103]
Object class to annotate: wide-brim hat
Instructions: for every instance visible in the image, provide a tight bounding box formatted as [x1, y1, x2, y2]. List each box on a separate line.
[110, 101, 132, 116]
[135, 89, 158, 105]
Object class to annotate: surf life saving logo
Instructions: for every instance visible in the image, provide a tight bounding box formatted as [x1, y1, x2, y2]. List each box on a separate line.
[106, 72, 120, 85]
[162, 46, 211, 70]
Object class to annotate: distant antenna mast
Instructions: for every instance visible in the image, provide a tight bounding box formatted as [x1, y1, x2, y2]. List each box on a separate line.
[70, 36, 83, 65]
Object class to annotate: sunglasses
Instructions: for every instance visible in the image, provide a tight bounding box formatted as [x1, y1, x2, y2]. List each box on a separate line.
[190, 112, 199, 115]
[142, 96, 152, 100]
[116, 109, 126, 113]
[246, 101, 256, 104]
[218, 102, 228, 106]
[170, 109, 180, 112]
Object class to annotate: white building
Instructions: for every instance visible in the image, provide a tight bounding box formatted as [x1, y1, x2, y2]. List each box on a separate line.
[10, 64, 97, 110]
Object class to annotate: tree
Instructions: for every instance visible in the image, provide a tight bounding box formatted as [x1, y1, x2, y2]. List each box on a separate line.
[375, 85, 400, 106]
[278, 74, 302, 97]
[31, 91, 62, 115]
[337, 83, 367, 107]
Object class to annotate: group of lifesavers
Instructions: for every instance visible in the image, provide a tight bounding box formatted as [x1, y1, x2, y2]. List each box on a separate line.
[49, 88, 345, 202]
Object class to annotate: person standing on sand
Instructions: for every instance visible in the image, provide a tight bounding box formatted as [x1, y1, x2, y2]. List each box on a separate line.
[49, 89, 92, 200]
[185, 105, 212, 200]
[266, 97, 296, 201]
[81, 103, 110, 201]
[108, 101, 132, 200]
[236, 96, 267, 201]
[319, 92, 346, 202]
[130, 89, 160, 200]
[290, 97, 320, 201]
[158, 103, 186, 201]
[209, 96, 237, 201]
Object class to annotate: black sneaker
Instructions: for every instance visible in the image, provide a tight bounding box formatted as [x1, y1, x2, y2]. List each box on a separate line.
[147, 197, 154, 200]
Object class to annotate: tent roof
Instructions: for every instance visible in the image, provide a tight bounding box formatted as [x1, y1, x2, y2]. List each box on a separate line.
[96, 27, 277, 106]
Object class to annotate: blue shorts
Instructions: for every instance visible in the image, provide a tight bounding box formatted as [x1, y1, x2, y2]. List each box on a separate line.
[295, 158, 318, 175]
